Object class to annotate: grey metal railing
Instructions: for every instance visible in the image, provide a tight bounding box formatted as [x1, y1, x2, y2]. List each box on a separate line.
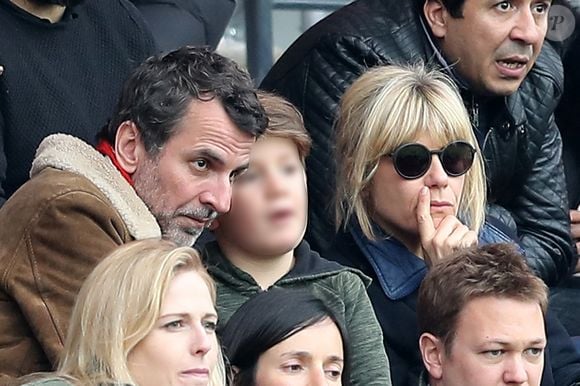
[245, 0, 350, 83]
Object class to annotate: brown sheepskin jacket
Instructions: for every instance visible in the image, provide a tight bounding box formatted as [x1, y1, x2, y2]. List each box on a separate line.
[0, 134, 160, 382]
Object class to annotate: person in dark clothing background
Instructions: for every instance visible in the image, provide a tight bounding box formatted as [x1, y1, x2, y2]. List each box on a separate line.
[547, 1, 580, 339]
[129, 0, 236, 52]
[0, 0, 156, 207]
[552, 0, 580, 208]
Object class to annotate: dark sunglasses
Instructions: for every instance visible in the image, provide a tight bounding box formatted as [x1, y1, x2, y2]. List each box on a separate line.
[388, 140, 476, 180]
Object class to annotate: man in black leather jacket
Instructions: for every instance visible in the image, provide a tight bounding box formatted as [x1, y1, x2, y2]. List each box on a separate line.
[261, 0, 576, 286]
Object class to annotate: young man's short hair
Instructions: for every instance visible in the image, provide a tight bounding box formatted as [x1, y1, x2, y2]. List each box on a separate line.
[417, 243, 548, 354]
[257, 90, 311, 164]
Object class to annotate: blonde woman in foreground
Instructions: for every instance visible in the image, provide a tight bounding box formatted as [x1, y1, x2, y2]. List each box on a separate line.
[20, 239, 225, 386]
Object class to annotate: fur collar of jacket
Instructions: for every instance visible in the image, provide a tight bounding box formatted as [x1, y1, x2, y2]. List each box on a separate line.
[30, 134, 161, 240]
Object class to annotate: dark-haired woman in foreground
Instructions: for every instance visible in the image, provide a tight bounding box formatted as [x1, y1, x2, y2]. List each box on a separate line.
[220, 288, 349, 386]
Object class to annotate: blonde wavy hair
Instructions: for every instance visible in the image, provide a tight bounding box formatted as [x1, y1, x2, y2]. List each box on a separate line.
[335, 63, 486, 239]
[56, 239, 225, 386]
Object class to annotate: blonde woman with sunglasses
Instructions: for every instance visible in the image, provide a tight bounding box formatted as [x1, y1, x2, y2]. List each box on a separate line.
[326, 63, 523, 386]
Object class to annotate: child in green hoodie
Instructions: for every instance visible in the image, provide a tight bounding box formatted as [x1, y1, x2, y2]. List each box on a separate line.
[203, 91, 391, 386]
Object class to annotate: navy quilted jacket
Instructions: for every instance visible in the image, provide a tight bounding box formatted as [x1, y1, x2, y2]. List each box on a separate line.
[261, 0, 575, 285]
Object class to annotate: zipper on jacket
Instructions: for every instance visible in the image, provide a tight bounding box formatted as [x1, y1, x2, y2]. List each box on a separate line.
[470, 95, 479, 129]
[482, 126, 494, 152]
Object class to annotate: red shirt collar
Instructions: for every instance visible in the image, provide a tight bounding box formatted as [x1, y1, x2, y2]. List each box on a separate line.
[95, 139, 134, 186]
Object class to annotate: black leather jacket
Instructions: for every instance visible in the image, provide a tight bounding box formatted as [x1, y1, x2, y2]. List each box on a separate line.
[261, 0, 575, 285]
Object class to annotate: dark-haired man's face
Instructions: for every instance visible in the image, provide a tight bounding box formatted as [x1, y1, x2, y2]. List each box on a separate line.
[429, 0, 551, 96]
[133, 99, 255, 247]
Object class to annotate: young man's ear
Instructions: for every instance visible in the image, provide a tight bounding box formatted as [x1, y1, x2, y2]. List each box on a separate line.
[115, 121, 144, 174]
[423, 0, 449, 39]
[419, 332, 445, 381]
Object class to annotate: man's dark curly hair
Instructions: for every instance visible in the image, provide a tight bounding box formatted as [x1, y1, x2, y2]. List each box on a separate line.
[98, 46, 267, 154]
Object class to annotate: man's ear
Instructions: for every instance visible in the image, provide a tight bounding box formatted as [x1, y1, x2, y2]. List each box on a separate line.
[115, 121, 144, 174]
[423, 0, 449, 39]
[419, 332, 445, 380]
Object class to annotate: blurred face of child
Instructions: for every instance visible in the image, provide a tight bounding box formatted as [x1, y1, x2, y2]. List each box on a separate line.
[214, 136, 308, 256]
[255, 318, 344, 386]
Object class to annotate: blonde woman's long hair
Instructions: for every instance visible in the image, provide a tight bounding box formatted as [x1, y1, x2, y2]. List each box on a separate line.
[335, 63, 486, 239]
[57, 239, 226, 386]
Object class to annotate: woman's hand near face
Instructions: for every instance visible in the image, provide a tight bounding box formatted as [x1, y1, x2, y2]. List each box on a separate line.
[416, 187, 477, 266]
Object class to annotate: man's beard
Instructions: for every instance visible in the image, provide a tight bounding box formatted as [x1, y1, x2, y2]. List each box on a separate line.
[133, 159, 217, 247]
[31, 0, 84, 7]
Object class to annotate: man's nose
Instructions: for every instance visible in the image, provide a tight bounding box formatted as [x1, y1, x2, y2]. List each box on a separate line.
[503, 355, 529, 384]
[199, 177, 232, 215]
[510, 6, 545, 45]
